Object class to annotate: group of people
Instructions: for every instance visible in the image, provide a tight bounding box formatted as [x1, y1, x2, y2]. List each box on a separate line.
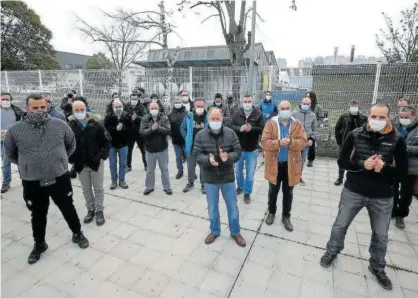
[0, 88, 416, 291]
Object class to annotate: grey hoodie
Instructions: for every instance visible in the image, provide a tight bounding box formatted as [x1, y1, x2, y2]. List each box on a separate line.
[292, 108, 317, 139]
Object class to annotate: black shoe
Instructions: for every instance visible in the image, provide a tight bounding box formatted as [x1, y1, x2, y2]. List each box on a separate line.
[282, 217, 293, 232]
[183, 183, 194, 193]
[236, 187, 243, 195]
[244, 194, 251, 204]
[83, 210, 95, 224]
[28, 242, 48, 264]
[320, 251, 337, 268]
[368, 265, 393, 290]
[119, 181, 129, 189]
[70, 169, 77, 179]
[96, 211, 105, 226]
[145, 167, 148, 172]
[143, 189, 154, 195]
[307, 161, 313, 167]
[72, 232, 89, 249]
[1, 183, 10, 194]
[334, 178, 343, 186]
[164, 189, 173, 195]
[395, 217, 405, 229]
[110, 181, 117, 190]
[126, 167, 132, 172]
[266, 213, 275, 225]
[201, 186, 206, 194]
[299, 178, 305, 186]
[176, 172, 183, 179]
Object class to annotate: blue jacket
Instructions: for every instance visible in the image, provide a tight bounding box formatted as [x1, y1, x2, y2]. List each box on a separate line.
[258, 100, 278, 123]
[48, 107, 66, 121]
[181, 112, 208, 157]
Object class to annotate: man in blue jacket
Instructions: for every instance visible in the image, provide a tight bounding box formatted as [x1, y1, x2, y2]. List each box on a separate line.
[258, 90, 278, 123]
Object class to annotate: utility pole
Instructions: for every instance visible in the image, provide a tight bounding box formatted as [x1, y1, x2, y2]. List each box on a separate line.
[248, 0, 257, 95]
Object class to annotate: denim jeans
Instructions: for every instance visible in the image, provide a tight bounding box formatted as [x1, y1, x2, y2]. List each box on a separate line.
[205, 182, 240, 236]
[187, 154, 202, 186]
[301, 146, 309, 170]
[173, 144, 184, 174]
[109, 146, 128, 182]
[0, 142, 11, 185]
[235, 150, 258, 195]
[326, 187, 393, 270]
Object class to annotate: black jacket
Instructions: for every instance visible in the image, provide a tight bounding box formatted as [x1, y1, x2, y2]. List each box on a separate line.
[68, 114, 110, 173]
[140, 113, 171, 153]
[230, 107, 264, 151]
[104, 111, 132, 148]
[168, 107, 187, 146]
[193, 127, 241, 184]
[338, 124, 408, 198]
[335, 113, 368, 146]
[11, 104, 24, 121]
[124, 102, 147, 137]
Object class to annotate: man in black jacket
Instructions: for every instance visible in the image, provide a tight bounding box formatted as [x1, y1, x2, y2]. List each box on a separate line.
[334, 100, 367, 185]
[168, 96, 187, 179]
[104, 99, 131, 190]
[211, 93, 230, 125]
[193, 107, 246, 247]
[320, 103, 408, 291]
[140, 102, 172, 195]
[230, 94, 264, 204]
[60, 89, 77, 120]
[68, 100, 110, 226]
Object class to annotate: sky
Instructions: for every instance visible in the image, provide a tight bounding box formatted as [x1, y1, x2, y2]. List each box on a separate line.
[25, 0, 414, 67]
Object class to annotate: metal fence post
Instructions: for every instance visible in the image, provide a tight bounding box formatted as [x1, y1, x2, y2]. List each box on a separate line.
[79, 69, 84, 95]
[4, 71, 10, 93]
[189, 66, 193, 98]
[38, 70, 43, 92]
[372, 61, 382, 105]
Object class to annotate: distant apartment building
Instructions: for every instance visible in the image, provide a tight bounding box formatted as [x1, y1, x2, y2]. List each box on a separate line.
[55, 51, 91, 70]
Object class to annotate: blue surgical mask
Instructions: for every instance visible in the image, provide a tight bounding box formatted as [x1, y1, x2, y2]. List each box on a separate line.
[209, 121, 222, 130]
[131, 100, 138, 106]
[301, 104, 310, 111]
[215, 101, 222, 107]
[150, 110, 159, 117]
[279, 110, 291, 119]
[75, 112, 86, 120]
[243, 104, 253, 111]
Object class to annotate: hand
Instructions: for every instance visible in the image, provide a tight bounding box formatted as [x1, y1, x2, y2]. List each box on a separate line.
[279, 137, 290, 147]
[209, 154, 219, 167]
[116, 123, 123, 131]
[364, 154, 377, 170]
[132, 113, 138, 120]
[219, 148, 228, 162]
[374, 155, 384, 172]
[240, 125, 247, 132]
[152, 123, 159, 131]
[1, 129, 7, 137]
[307, 140, 313, 147]
[245, 123, 252, 131]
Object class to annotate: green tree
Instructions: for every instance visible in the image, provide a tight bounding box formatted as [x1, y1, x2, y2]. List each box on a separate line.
[86, 52, 114, 69]
[1, 1, 59, 70]
[376, 2, 418, 63]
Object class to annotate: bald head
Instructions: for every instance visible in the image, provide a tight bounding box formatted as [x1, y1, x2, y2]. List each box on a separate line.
[149, 102, 159, 110]
[72, 100, 87, 120]
[112, 99, 122, 108]
[301, 97, 311, 105]
[279, 100, 291, 110]
[208, 107, 223, 121]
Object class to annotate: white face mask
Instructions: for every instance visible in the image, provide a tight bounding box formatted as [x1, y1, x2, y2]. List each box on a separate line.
[174, 103, 182, 109]
[150, 109, 159, 117]
[369, 118, 387, 132]
[183, 103, 191, 112]
[265, 95, 272, 100]
[349, 107, 359, 115]
[195, 108, 204, 115]
[400, 118, 411, 126]
[182, 96, 188, 101]
[1, 100, 11, 108]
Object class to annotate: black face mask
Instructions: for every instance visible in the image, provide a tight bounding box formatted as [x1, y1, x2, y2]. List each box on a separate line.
[67, 94, 73, 99]
[227, 97, 233, 100]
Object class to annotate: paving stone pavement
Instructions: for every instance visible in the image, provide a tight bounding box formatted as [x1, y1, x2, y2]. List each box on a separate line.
[2, 149, 418, 298]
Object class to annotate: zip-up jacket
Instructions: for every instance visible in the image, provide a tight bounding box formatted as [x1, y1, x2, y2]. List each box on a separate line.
[292, 108, 317, 139]
[335, 112, 368, 146]
[169, 107, 187, 146]
[181, 111, 208, 157]
[230, 107, 264, 151]
[140, 113, 171, 153]
[104, 111, 132, 148]
[259, 100, 278, 123]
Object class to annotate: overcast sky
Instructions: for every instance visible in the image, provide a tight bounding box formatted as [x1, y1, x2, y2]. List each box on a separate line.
[25, 0, 413, 67]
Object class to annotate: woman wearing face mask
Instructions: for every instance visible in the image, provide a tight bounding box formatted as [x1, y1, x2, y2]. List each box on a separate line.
[305, 91, 324, 168]
[149, 94, 165, 115]
[179, 90, 194, 113]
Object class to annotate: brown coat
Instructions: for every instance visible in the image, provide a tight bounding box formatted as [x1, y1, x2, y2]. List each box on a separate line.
[261, 116, 308, 186]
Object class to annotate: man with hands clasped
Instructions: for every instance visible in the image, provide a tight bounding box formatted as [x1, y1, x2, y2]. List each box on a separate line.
[320, 103, 408, 291]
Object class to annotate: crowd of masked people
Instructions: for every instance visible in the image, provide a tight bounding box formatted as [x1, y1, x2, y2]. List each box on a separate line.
[1, 88, 417, 291]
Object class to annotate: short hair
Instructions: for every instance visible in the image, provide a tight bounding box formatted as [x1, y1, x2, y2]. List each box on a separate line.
[130, 92, 139, 98]
[42, 92, 51, 97]
[214, 93, 222, 99]
[207, 107, 223, 117]
[369, 103, 390, 116]
[194, 97, 205, 104]
[135, 87, 145, 94]
[150, 93, 158, 99]
[265, 90, 272, 94]
[398, 97, 410, 104]
[243, 94, 252, 99]
[1, 92, 13, 101]
[349, 100, 360, 106]
[399, 105, 416, 114]
[112, 92, 120, 97]
[25, 93, 43, 105]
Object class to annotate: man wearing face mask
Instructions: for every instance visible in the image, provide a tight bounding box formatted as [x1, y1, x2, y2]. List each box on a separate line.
[391, 97, 410, 131]
[211, 93, 230, 126]
[180, 90, 194, 112]
[105, 91, 123, 115]
[68, 101, 110, 226]
[392, 105, 418, 230]
[104, 99, 131, 190]
[258, 90, 278, 124]
[291, 97, 317, 186]
[334, 100, 367, 186]
[4, 93, 89, 264]
[193, 107, 245, 247]
[169, 96, 187, 179]
[226, 90, 239, 116]
[230, 94, 264, 204]
[42, 93, 65, 121]
[181, 98, 208, 193]
[320, 103, 407, 291]
[1, 92, 23, 194]
[140, 102, 172, 195]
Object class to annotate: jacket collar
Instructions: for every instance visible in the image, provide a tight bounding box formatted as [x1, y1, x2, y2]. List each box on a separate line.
[68, 112, 101, 122]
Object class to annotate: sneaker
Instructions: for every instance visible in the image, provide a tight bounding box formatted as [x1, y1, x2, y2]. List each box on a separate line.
[320, 251, 337, 268]
[395, 217, 405, 229]
[144, 189, 154, 195]
[282, 217, 293, 232]
[232, 234, 246, 247]
[96, 211, 105, 226]
[176, 172, 183, 179]
[164, 189, 173, 195]
[119, 181, 129, 189]
[83, 210, 95, 224]
[145, 167, 148, 172]
[244, 194, 251, 204]
[307, 161, 313, 167]
[368, 265, 393, 290]
[72, 232, 89, 249]
[1, 183, 10, 194]
[334, 178, 343, 186]
[299, 178, 305, 186]
[126, 167, 132, 172]
[201, 186, 206, 194]
[110, 181, 117, 190]
[27, 242, 48, 264]
[236, 187, 243, 195]
[204, 233, 219, 245]
[183, 183, 194, 193]
[266, 213, 275, 225]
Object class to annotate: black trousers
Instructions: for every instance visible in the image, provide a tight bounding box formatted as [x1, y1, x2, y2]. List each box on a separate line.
[338, 169, 345, 180]
[22, 172, 81, 245]
[127, 136, 147, 169]
[268, 161, 294, 217]
[393, 175, 416, 218]
[308, 139, 316, 161]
